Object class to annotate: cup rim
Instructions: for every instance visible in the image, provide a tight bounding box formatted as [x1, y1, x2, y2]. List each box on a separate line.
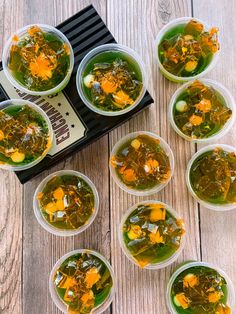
[168, 78, 236, 142]
[0, 99, 53, 171]
[76, 43, 147, 116]
[33, 170, 99, 236]
[118, 200, 186, 270]
[155, 16, 220, 82]
[186, 144, 236, 211]
[2, 23, 74, 96]
[109, 131, 174, 196]
[49, 249, 116, 314]
[166, 261, 235, 314]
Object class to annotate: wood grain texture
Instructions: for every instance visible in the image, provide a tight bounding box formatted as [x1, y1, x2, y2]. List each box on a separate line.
[193, 0, 236, 310]
[107, 1, 200, 313]
[1, 0, 236, 313]
[0, 0, 24, 313]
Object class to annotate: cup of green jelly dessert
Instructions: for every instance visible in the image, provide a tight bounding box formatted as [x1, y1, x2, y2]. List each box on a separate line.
[156, 17, 220, 82]
[49, 249, 116, 314]
[33, 170, 99, 236]
[109, 131, 174, 196]
[169, 79, 235, 142]
[76, 43, 147, 116]
[119, 200, 186, 269]
[0, 99, 53, 171]
[2, 24, 74, 96]
[166, 261, 235, 314]
[186, 144, 236, 211]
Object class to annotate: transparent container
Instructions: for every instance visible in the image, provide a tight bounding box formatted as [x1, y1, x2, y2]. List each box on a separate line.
[186, 144, 236, 211]
[169, 79, 236, 142]
[2, 24, 74, 96]
[33, 170, 99, 236]
[156, 17, 220, 83]
[109, 131, 174, 196]
[76, 43, 147, 116]
[0, 99, 53, 171]
[119, 200, 186, 270]
[166, 261, 235, 313]
[49, 249, 116, 313]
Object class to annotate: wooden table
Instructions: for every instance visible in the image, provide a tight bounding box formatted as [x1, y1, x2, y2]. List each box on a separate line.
[1, 0, 236, 313]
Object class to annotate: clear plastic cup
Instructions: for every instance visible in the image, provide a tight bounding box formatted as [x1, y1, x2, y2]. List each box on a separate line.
[49, 249, 116, 314]
[0, 99, 53, 171]
[166, 261, 235, 313]
[33, 170, 99, 236]
[2, 24, 74, 96]
[186, 144, 236, 211]
[76, 43, 147, 116]
[119, 200, 186, 270]
[109, 131, 174, 196]
[155, 17, 220, 83]
[169, 79, 236, 142]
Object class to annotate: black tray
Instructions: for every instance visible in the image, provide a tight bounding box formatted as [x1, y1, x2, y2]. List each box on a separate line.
[0, 5, 153, 183]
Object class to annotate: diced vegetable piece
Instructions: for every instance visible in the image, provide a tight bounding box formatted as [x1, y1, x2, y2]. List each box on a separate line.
[176, 100, 188, 113]
[11, 151, 25, 163]
[184, 60, 198, 72]
[84, 74, 95, 88]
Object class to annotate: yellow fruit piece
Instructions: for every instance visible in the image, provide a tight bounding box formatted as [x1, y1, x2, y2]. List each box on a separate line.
[45, 202, 58, 214]
[81, 290, 94, 304]
[144, 159, 159, 174]
[184, 60, 198, 72]
[127, 225, 142, 240]
[28, 25, 41, 36]
[100, 78, 118, 94]
[37, 192, 43, 200]
[58, 276, 76, 289]
[184, 35, 194, 41]
[195, 98, 212, 113]
[137, 259, 151, 268]
[0, 130, 4, 141]
[110, 155, 118, 168]
[216, 305, 231, 314]
[183, 273, 199, 288]
[12, 34, 19, 42]
[208, 291, 222, 303]
[56, 199, 65, 211]
[122, 168, 136, 182]
[131, 139, 141, 150]
[63, 43, 70, 55]
[29, 52, 55, 80]
[53, 187, 65, 200]
[113, 90, 134, 108]
[149, 230, 164, 244]
[174, 293, 190, 309]
[85, 267, 101, 288]
[189, 114, 203, 126]
[11, 151, 25, 163]
[149, 204, 166, 222]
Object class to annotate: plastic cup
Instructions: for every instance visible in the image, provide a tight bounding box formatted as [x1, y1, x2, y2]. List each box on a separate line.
[109, 131, 174, 196]
[2, 24, 74, 96]
[49, 249, 116, 314]
[169, 79, 236, 142]
[33, 170, 99, 236]
[119, 200, 186, 270]
[0, 99, 53, 171]
[166, 261, 235, 313]
[155, 17, 220, 83]
[186, 144, 236, 211]
[76, 43, 147, 116]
